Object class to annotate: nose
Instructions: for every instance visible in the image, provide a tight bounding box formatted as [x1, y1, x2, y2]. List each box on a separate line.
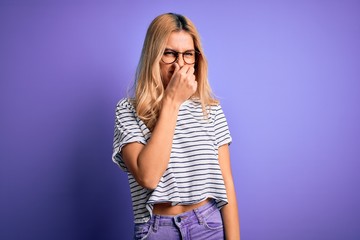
[176, 53, 185, 67]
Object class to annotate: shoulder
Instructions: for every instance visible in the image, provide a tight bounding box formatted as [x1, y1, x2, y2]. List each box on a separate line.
[114, 98, 139, 121]
[115, 98, 136, 113]
[207, 102, 228, 123]
[207, 101, 223, 114]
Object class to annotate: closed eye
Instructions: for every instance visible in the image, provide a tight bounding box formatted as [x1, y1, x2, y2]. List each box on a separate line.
[184, 51, 195, 56]
[163, 51, 177, 57]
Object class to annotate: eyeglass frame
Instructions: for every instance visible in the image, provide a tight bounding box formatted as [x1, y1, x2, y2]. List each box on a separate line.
[161, 49, 201, 65]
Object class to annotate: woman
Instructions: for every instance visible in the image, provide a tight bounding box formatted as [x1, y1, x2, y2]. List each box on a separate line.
[113, 13, 240, 240]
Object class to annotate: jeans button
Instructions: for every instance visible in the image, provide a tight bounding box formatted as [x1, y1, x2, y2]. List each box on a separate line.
[177, 216, 181, 222]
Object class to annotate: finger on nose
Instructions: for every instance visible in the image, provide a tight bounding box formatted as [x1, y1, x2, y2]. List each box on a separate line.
[172, 62, 180, 71]
[186, 66, 195, 74]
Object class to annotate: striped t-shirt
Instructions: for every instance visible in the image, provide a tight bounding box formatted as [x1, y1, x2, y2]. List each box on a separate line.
[112, 98, 232, 223]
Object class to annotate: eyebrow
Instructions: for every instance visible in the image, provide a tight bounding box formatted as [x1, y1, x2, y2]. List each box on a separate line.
[164, 48, 195, 52]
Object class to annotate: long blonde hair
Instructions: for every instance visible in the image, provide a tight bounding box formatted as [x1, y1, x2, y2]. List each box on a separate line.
[133, 13, 218, 131]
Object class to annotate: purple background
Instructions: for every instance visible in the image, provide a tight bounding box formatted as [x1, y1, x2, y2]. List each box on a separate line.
[1, 1, 359, 239]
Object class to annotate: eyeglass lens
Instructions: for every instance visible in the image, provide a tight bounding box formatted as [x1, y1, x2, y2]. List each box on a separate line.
[162, 50, 197, 64]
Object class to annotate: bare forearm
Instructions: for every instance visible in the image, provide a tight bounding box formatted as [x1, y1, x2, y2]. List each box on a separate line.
[218, 145, 240, 239]
[136, 97, 180, 188]
[221, 184, 240, 240]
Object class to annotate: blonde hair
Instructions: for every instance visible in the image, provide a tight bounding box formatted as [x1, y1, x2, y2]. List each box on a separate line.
[133, 13, 218, 131]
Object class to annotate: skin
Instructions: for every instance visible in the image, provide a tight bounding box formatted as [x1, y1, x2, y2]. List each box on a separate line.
[218, 144, 241, 240]
[121, 30, 240, 239]
[159, 31, 196, 89]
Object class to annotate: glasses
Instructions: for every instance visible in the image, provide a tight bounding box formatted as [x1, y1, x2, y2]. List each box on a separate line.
[161, 49, 200, 64]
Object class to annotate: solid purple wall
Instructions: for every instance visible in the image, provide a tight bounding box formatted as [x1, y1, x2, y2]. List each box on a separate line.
[1, 1, 359, 240]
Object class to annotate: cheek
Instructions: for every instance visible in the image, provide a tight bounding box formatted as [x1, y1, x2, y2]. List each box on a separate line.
[160, 65, 167, 76]
[160, 65, 171, 82]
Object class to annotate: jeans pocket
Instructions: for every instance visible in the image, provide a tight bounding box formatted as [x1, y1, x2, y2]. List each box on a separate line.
[203, 208, 223, 230]
[134, 223, 153, 240]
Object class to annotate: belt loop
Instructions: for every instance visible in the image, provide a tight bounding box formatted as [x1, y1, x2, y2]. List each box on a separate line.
[193, 208, 204, 225]
[153, 215, 160, 232]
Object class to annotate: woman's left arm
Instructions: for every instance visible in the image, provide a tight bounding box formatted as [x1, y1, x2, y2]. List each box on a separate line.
[218, 144, 240, 240]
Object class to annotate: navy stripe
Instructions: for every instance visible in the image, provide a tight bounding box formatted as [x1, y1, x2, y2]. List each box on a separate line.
[112, 98, 231, 223]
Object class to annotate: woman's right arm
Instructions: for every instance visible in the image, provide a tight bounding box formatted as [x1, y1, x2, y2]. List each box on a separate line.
[121, 64, 196, 190]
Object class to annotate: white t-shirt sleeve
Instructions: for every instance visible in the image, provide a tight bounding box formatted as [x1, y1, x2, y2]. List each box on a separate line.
[214, 105, 232, 147]
[112, 99, 147, 172]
